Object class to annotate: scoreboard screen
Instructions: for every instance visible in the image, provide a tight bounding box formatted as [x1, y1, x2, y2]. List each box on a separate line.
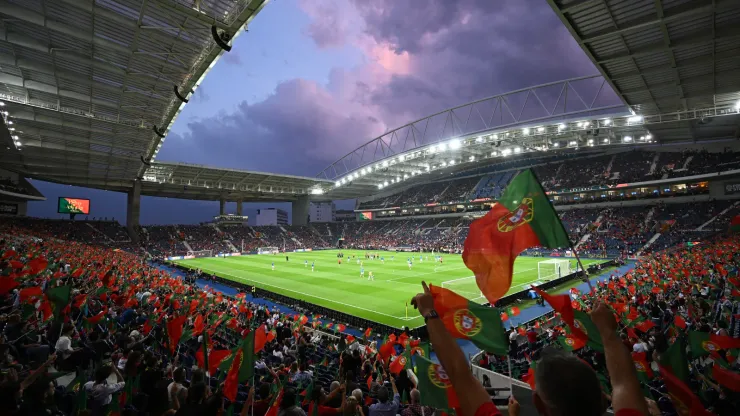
[58, 198, 90, 215]
[360, 211, 373, 221]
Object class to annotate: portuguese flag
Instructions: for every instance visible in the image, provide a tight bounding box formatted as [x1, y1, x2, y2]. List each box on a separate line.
[631, 351, 653, 383]
[223, 331, 255, 402]
[558, 335, 585, 352]
[658, 365, 711, 416]
[416, 356, 460, 411]
[389, 350, 411, 375]
[688, 331, 740, 357]
[411, 342, 431, 360]
[439, 300, 508, 355]
[572, 310, 603, 351]
[463, 169, 571, 303]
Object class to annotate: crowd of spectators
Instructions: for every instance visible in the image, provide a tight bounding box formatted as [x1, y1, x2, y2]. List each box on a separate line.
[3, 210, 738, 415]
[479, 232, 740, 416]
[358, 149, 740, 210]
[0, 220, 461, 416]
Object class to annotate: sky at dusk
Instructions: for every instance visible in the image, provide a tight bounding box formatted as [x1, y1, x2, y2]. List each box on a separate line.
[27, 0, 598, 225]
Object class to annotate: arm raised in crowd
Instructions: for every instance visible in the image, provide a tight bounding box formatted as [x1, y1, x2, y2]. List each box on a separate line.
[412, 281, 496, 416]
[591, 302, 649, 415]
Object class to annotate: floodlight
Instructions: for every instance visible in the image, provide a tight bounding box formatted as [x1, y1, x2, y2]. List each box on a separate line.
[449, 139, 461, 149]
[523, 128, 530, 135]
[557, 123, 566, 131]
[627, 115, 643, 123]
[603, 119, 611, 125]
[537, 127, 544, 133]
[624, 136, 633, 142]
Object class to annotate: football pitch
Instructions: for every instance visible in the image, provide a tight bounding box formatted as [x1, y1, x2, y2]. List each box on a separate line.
[173, 250, 603, 329]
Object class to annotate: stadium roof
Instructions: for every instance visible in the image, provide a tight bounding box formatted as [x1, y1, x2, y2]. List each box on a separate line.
[0, 0, 268, 190]
[140, 161, 333, 201]
[548, 0, 740, 142]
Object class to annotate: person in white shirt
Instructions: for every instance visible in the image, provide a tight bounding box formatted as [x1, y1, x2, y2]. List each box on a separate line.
[168, 367, 189, 410]
[85, 364, 125, 410]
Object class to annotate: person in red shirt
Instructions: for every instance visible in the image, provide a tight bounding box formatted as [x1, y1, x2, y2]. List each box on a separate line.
[411, 282, 649, 416]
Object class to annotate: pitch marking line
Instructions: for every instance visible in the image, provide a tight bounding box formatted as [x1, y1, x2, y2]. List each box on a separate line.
[188, 265, 414, 321]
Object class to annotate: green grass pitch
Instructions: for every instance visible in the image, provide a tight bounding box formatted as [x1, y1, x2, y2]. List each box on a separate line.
[173, 250, 602, 329]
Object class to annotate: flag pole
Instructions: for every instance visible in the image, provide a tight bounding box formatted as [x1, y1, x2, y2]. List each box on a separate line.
[507, 355, 514, 395]
[569, 246, 594, 292]
[528, 169, 593, 293]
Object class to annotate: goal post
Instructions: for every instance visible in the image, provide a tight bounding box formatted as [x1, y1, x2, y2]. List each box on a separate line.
[441, 276, 484, 301]
[537, 259, 571, 281]
[257, 247, 279, 255]
[187, 250, 213, 258]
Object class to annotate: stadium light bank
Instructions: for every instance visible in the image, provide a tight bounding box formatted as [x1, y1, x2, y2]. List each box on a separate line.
[332, 112, 655, 191]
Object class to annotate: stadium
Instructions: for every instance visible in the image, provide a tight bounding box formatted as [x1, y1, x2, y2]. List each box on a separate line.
[0, 1, 739, 415]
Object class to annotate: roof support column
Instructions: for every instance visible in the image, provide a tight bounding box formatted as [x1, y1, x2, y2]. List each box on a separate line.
[220, 198, 225, 216]
[126, 180, 141, 243]
[236, 199, 243, 216]
[292, 196, 309, 226]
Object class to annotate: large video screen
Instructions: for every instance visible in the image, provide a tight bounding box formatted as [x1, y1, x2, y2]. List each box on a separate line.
[360, 211, 373, 221]
[58, 198, 90, 215]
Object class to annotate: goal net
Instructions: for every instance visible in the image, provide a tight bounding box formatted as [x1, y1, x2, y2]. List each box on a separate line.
[537, 259, 571, 281]
[441, 276, 484, 301]
[187, 250, 213, 258]
[257, 247, 279, 255]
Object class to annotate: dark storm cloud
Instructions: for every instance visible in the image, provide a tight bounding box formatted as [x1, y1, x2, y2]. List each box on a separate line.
[353, 0, 597, 119]
[160, 78, 385, 177]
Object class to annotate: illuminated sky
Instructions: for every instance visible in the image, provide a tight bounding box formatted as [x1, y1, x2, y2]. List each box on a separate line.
[28, 0, 597, 224]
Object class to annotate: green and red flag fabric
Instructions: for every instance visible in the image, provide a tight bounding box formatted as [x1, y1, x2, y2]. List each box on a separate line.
[658, 365, 712, 416]
[730, 214, 740, 232]
[674, 315, 687, 330]
[462, 169, 571, 304]
[364, 327, 373, 338]
[531, 286, 585, 340]
[558, 335, 586, 352]
[659, 337, 689, 383]
[223, 331, 256, 402]
[378, 340, 396, 360]
[389, 350, 411, 375]
[631, 351, 654, 383]
[197, 348, 231, 376]
[254, 324, 268, 354]
[20, 286, 44, 303]
[336, 324, 346, 333]
[415, 355, 460, 411]
[411, 342, 431, 360]
[712, 360, 740, 392]
[166, 315, 188, 354]
[429, 285, 473, 317]
[688, 331, 740, 357]
[506, 306, 521, 317]
[0, 276, 19, 294]
[571, 310, 603, 352]
[438, 297, 508, 355]
[27, 257, 48, 275]
[47, 285, 71, 318]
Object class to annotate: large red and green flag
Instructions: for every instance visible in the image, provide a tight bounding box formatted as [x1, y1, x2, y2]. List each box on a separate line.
[659, 337, 689, 383]
[688, 331, 740, 357]
[223, 331, 256, 402]
[415, 355, 460, 411]
[47, 285, 72, 318]
[571, 310, 604, 352]
[463, 169, 571, 303]
[439, 300, 508, 355]
[166, 315, 188, 354]
[429, 285, 469, 317]
[658, 366, 712, 416]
